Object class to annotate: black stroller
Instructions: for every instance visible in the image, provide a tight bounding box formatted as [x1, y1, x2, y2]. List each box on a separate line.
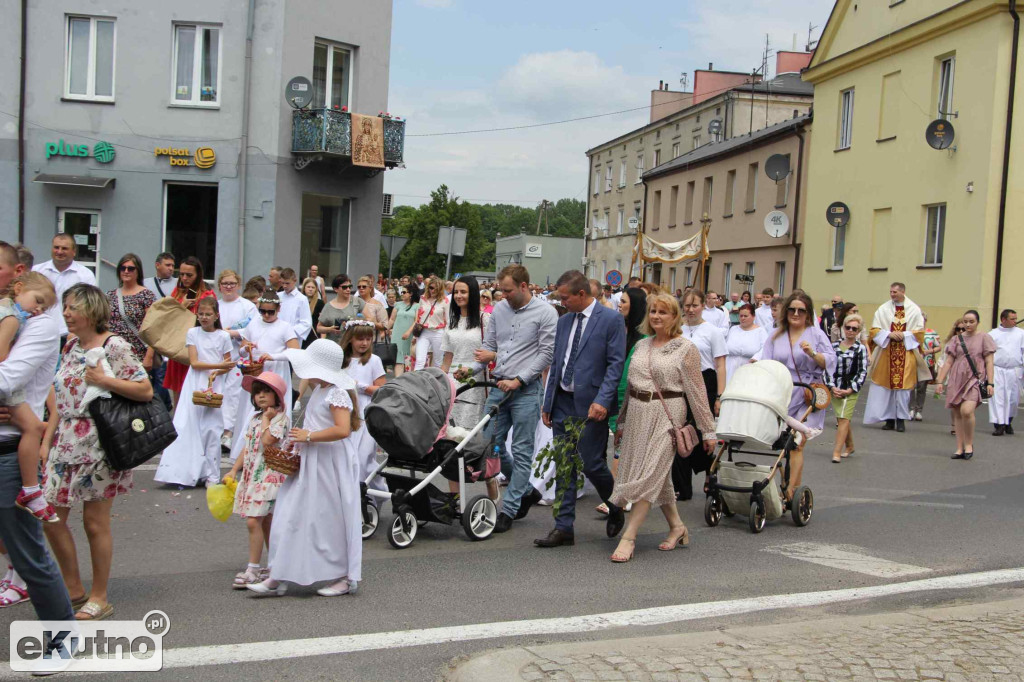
[362, 368, 510, 548]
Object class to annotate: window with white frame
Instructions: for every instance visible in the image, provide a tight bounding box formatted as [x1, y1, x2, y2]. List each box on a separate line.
[594, 168, 601, 196]
[616, 258, 622, 274]
[745, 262, 755, 292]
[938, 56, 955, 120]
[831, 224, 847, 269]
[672, 142, 680, 158]
[616, 209, 624, 235]
[604, 209, 611, 233]
[838, 88, 855, 149]
[633, 204, 642, 221]
[312, 42, 351, 109]
[601, 260, 607, 279]
[172, 24, 221, 105]
[65, 16, 116, 101]
[591, 212, 599, 238]
[723, 263, 732, 296]
[618, 159, 627, 187]
[924, 203, 946, 265]
[635, 153, 645, 183]
[685, 266, 693, 287]
[654, 149, 662, 166]
[775, 262, 787, 296]
[605, 166, 613, 192]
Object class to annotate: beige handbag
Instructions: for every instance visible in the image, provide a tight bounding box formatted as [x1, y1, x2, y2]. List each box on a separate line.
[139, 297, 195, 365]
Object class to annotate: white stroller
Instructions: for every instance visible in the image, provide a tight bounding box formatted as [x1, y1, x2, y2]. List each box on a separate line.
[704, 360, 830, 533]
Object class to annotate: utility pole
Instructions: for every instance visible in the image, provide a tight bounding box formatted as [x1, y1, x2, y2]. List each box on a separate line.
[536, 199, 551, 235]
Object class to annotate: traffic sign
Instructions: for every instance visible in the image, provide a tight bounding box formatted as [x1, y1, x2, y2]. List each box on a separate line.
[606, 270, 623, 287]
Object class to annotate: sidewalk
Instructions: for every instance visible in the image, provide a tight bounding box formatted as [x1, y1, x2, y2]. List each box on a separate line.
[445, 596, 1024, 682]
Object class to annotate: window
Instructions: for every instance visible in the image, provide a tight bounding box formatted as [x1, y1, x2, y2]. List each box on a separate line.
[670, 267, 677, 292]
[775, 155, 790, 207]
[684, 181, 695, 223]
[633, 203, 642, 222]
[601, 260, 607, 279]
[618, 159, 627, 187]
[616, 259, 622, 273]
[605, 165, 613, 192]
[604, 209, 610, 232]
[745, 163, 758, 212]
[652, 191, 662, 230]
[871, 207, 892, 269]
[838, 88, 855, 149]
[672, 142, 680, 159]
[616, 209, 624, 235]
[924, 204, 946, 265]
[692, 135, 701, 150]
[166, 184, 219, 273]
[938, 56, 955, 120]
[879, 72, 901, 140]
[685, 266, 693, 287]
[654, 149, 662, 167]
[594, 168, 601, 196]
[775, 262, 787, 296]
[724, 169, 736, 216]
[745, 262, 755, 292]
[702, 176, 714, 217]
[635, 153, 645, 183]
[669, 186, 679, 226]
[723, 263, 732, 297]
[592, 212, 599, 238]
[312, 42, 351, 109]
[65, 16, 116, 101]
[172, 24, 221, 105]
[831, 224, 846, 269]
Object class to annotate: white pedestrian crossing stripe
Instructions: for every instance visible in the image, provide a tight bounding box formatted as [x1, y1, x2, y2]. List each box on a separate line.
[763, 542, 932, 578]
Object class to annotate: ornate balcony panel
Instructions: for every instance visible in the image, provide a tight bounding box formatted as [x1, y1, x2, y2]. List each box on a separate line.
[292, 109, 405, 170]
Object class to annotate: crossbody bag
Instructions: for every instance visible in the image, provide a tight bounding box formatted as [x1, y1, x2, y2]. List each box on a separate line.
[647, 342, 698, 457]
[412, 301, 437, 338]
[957, 333, 991, 400]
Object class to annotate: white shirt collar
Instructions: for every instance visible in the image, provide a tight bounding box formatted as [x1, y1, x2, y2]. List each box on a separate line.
[38, 259, 85, 275]
[579, 298, 598, 319]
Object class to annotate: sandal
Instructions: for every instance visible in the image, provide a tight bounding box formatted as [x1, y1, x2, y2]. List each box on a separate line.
[76, 601, 114, 621]
[595, 503, 609, 516]
[659, 526, 690, 551]
[832, 455, 842, 463]
[0, 584, 29, 608]
[610, 538, 635, 563]
[70, 593, 89, 610]
[14, 489, 60, 523]
[233, 567, 262, 590]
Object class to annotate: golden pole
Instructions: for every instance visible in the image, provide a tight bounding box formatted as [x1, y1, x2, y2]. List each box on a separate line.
[697, 211, 712, 290]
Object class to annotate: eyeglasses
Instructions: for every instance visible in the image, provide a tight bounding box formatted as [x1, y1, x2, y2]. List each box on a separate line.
[357, 285, 368, 289]
[956, 327, 965, 332]
[339, 284, 352, 290]
[843, 325, 860, 332]
[118, 265, 137, 272]
[787, 307, 808, 315]
[258, 309, 277, 316]
[220, 281, 238, 288]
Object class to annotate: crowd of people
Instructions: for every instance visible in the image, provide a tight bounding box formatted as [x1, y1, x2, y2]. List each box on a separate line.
[0, 234, 1021, 665]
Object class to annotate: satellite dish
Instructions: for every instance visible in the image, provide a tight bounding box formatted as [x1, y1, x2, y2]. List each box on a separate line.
[285, 76, 314, 109]
[707, 119, 723, 136]
[764, 210, 790, 238]
[826, 201, 850, 228]
[925, 119, 955, 150]
[765, 154, 791, 183]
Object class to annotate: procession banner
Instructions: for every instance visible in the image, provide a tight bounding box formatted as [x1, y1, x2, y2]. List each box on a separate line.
[640, 232, 706, 264]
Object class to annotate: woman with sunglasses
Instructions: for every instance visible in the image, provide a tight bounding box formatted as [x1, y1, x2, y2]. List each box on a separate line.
[356, 275, 388, 342]
[317, 274, 364, 344]
[389, 285, 420, 375]
[935, 311, 996, 460]
[480, 289, 494, 314]
[825, 313, 867, 463]
[413, 276, 448, 370]
[106, 253, 156, 366]
[758, 291, 836, 498]
[217, 269, 257, 448]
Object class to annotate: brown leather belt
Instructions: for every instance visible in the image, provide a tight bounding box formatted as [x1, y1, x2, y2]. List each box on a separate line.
[629, 387, 683, 402]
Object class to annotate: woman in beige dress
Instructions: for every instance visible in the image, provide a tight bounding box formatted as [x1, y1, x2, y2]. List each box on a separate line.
[610, 293, 717, 563]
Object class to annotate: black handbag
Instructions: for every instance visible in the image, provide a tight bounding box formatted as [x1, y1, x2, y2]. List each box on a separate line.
[412, 301, 436, 338]
[373, 333, 399, 367]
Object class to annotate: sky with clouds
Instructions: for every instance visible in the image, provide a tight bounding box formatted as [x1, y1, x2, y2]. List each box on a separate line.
[384, 0, 836, 209]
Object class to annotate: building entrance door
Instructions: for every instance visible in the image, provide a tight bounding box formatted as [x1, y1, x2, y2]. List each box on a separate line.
[57, 208, 101, 275]
[164, 183, 218, 274]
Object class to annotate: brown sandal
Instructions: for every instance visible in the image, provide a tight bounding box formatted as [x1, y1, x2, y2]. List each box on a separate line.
[658, 526, 690, 551]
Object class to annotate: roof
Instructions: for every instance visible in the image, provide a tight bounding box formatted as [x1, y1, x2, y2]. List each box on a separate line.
[642, 113, 811, 180]
[731, 72, 813, 97]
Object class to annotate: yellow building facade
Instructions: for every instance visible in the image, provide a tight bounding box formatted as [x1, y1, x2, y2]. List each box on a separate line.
[801, 0, 1024, 334]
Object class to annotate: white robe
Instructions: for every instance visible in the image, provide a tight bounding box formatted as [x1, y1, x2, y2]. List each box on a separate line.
[155, 328, 233, 486]
[268, 383, 362, 585]
[988, 326, 1024, 424]
[218, 297, 257, 433]
[864, 297, 927, 424]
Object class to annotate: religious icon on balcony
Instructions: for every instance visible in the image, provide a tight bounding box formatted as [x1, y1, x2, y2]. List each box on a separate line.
[352, 114, 385, 168]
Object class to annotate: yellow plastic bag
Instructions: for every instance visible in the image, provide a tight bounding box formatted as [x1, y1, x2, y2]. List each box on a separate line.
[206, 478, 237, 522]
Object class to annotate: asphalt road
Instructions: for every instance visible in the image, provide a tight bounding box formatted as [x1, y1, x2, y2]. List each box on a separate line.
[2, 396, 1023, 680]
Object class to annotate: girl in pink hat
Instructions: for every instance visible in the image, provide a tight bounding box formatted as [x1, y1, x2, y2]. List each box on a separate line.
[224, 372, 289, 589]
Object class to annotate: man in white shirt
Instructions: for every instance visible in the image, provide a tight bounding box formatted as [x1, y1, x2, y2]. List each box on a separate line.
[415, 273, 426, 292]
[368, 274, 388, 307]
[276, 268, 313, 341]
[32, 233, 97, 342]
[755, 287, 776, 330]
[307, 264, 326, 300]
[144, 251, 176, 299]
[703, 291, 731, 333]
[988, 309, 1024, 435]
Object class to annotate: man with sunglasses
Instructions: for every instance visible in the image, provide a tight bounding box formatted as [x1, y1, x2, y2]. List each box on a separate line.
[864, 282, 931, 432]
[988, 309, 1024, 435]
[32, 233, 97, 346]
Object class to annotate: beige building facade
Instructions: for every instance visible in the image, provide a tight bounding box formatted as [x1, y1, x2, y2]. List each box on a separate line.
[642, 115, 811, 297]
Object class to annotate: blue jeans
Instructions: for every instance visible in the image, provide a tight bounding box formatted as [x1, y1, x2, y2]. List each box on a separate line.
[484, 381, 541, 517]
[151, 361, 172, 412]
[0, 443, 73, 621]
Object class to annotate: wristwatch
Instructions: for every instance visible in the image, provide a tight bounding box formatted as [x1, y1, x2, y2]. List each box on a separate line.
[305, 432, 312, 443]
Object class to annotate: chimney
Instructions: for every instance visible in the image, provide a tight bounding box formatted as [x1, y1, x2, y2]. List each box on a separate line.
[659, 80, 663, 90]
[708, 62, 713, 70]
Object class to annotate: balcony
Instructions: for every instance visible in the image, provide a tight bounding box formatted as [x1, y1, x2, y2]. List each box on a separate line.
[291, 109, 406, 172]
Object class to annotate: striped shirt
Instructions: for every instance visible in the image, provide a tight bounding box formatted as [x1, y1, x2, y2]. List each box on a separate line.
[826, 341, 867, 392]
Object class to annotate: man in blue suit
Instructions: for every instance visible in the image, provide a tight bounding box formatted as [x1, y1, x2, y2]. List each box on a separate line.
[536, 270, 626, 547]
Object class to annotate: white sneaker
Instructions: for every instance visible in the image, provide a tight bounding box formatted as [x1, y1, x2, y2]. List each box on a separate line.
[221, 433, 233, 449]
[913, 411, 923, 422]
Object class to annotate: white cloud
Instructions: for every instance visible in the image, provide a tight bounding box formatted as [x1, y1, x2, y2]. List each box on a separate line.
[415, 0, 453, 8]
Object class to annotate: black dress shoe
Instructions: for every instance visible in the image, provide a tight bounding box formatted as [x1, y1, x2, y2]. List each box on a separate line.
[1006, 422, 1015, 435]
[534, 529, 574, 547]
[882, 420, 895, 431]
[515, 487, 543, 520]
[896, 419, 905, 433]
[963, 450, 974, 460]
[993, 425, 1006, 436]
[606, 505, 625, 538]
[951, 452, 966, 459]
[493, 513, 514, 534]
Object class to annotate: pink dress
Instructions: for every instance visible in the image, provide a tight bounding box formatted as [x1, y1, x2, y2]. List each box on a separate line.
[943, 333, 996, 408]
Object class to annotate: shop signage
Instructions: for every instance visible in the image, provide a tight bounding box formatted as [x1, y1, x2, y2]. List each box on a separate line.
[153, 146, 217, 169]
[45, 139, 115, 164]
[525, 243, 542, 258]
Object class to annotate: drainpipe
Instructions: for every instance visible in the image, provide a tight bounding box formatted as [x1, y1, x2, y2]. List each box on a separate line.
[236, 0, 255, 277]
[584, 156, 593, 275]
[17, 0, 27, 243]
[791, 123, 806, 292]
[639, 180, 649, 280]
[992, 2, 1019, 328]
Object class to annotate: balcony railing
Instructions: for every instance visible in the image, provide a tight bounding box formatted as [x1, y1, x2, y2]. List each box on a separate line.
[291, 109, 405, 169]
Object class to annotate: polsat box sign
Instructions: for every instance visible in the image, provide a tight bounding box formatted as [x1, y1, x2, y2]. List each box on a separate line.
[153, 146, 217, 169]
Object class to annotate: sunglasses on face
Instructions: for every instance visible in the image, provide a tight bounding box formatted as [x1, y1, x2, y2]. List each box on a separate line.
[339, 284, 352, 290]
[258, 309, 277, 316]
[788, 307, 807, 315]
[956, 327, 965, 332]
[844, 325, 860, 332]
[357, 285, 368, 289]
[119, 265, 136, 272]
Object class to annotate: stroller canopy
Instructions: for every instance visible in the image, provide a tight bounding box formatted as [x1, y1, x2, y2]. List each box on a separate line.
[365, 368, 454, 462]
[720, 360, 793, 419]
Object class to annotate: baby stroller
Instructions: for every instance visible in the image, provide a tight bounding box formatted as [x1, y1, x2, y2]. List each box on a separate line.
[362, 368, 508, 549]
[704, 360, 830, 533]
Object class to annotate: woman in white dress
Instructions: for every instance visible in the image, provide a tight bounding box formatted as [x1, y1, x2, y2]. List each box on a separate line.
[229, 291, 300, 460]
[247, 340, 362, 598]
[340, 321, 387, 498]
[413, 276, 448, 369]
[725, 303, 769, 384]
[217, 269, 257, 447]
[155, 298, 235, 487]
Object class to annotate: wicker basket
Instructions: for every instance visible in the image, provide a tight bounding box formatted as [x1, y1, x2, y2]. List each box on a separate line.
[238, 346, 265, 377]
[264, 443, 300, 476]
[192, 376, 224, 408]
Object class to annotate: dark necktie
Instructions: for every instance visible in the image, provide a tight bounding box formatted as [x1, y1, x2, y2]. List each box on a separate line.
[563, 313, 585, 387]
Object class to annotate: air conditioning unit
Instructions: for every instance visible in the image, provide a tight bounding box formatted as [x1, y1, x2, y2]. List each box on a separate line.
[382, 193, 394, 217]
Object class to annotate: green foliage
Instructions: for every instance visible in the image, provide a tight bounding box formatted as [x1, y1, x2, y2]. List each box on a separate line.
[531, 417, 587, 516]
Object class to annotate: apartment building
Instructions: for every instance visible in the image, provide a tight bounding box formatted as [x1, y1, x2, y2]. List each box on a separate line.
[584, 53, 813, 283]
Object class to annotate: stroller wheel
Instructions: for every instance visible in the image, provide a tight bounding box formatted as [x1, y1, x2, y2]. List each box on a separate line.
[362, 503, 379, 539]
[704, 495, 722, 527]
[748, 499, 767, 534]
[388, 512, 418, 549]
[791, 486, 813, 527]
[462, 494, 498, 541]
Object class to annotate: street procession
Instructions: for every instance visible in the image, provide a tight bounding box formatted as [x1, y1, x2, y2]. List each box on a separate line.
[2, 0, 1024, 679]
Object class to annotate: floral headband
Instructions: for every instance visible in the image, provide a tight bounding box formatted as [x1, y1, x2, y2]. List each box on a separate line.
[344, 319, 375, 330]
[256, 295, 279, 306]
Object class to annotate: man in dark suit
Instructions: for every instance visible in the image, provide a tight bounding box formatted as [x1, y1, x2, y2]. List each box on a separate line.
[536, 270, 626, 547]
[820, 295, 843, 337]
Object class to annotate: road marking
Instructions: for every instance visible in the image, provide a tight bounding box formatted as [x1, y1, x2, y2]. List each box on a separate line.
[815, 485, 986, 500]
[91, 566, 1024, 671]
[763, 542, 932, 578]
[831, 496, 964, 510]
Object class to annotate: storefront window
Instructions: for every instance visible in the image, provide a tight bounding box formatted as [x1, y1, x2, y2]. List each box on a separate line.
[301, 193, 350, 279]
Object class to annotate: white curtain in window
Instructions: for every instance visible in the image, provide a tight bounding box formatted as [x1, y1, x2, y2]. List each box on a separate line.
[94, 20, 115, 97]
[68, 18, 90, 95]
[201, 28, 218, 101]
[175, 26, 196, 100]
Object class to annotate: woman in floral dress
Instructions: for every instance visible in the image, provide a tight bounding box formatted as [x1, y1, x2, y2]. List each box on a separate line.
[105, 253, 156, 365]
[43, 284, 152, 621]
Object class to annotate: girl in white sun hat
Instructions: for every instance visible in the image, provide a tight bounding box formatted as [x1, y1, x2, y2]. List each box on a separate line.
[246, 339, 363, 598]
